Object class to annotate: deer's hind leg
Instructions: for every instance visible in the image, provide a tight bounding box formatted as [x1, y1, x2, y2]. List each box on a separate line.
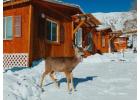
[40, 71, 49, 87]
[50, 71, 59, 87]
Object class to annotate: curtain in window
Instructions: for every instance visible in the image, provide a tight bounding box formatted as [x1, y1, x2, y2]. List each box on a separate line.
[15, 16, 21, 37]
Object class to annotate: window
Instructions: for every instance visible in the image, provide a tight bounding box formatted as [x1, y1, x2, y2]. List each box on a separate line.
[101, 35, 105, 47]
[75, 28, 82, 47]
[118, 38, 125, 44]
[3, 16, 13, 40]
[119, 38, 125, 41]
[46, 19, 58, 42]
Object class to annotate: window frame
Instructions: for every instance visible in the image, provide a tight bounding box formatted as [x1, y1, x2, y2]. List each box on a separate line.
[46, 18, 60, 44]
[3, 16, 13, 40]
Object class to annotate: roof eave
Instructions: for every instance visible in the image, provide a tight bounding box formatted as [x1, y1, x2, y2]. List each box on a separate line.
[43, 0, 84, 14]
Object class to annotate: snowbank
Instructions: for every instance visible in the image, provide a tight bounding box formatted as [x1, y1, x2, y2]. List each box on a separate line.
[83, 51, 136, 64]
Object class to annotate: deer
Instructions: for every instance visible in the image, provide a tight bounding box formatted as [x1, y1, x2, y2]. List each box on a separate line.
[40, 45, 84, 92]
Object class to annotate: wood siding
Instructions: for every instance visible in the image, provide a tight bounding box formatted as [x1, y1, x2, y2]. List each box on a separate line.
[3, 5, 31, 53]
[30, 5, 74, 62]
[3, 1, 83, 66]
[93, 31, 110, 53]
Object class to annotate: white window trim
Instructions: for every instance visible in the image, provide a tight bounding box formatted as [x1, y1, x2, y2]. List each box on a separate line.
[3, 16, 13, 40]
[46, 18, 59, 43]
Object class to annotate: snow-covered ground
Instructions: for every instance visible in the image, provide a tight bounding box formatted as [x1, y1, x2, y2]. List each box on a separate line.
[3, 49, 137, 100]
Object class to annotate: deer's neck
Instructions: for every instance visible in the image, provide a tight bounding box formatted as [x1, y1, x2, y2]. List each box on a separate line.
[72, 56, 82, 66]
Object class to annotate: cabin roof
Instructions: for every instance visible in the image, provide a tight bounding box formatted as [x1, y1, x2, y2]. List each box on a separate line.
[43, 0, 85, 13]
[110, 30, 122, 34]
[3, 0, 82, 9]
[96, 25, 112, 31]
[109, 30, 123, 37]
[72, 14, 101, 28]
[119, 35, 127, 38]
[123, 29, 137, 33]
[3, 0, 84, 19]
[3, 0, 84, 14]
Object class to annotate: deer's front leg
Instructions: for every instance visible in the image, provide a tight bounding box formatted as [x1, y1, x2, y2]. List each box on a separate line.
[70, 73, 75, 92]
[65, 72, 71, 92]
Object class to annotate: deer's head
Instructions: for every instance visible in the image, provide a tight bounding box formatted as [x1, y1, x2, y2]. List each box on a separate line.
[73, 44, 84, 58]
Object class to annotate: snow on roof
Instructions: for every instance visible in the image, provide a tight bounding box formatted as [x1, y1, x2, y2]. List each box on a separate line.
[3, 0, 11, 3]
[44, 0, 78, 7]
[119, 35, 127, 38]
[119, 33, 127, 37]
[43, 0, 85, 13]
[3, 0, 85, 13]
[96, 25, 111, 31]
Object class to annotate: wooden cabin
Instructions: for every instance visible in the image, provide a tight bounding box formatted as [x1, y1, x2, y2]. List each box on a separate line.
[72, 14, 101, 57]
[113, 36, 127, 52]
[110, 31, 128, 52]
[82, 26, 112, 57]
[94, 27, 112, 53]
[3, 0, 101, 68]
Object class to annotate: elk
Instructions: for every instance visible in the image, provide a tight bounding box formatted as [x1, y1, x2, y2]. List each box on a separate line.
[40, 45, 84, 92]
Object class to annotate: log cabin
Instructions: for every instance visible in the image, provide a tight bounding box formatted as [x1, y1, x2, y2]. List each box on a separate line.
[3, 0, 101, 68]
[82, 26, 128, 55]
[110, 31, 128, 52]
[113, 36, 128, 52]
[94, 27, 112, 53]
[82, 26, 112, 57]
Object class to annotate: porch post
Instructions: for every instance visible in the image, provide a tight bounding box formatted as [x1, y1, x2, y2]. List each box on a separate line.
[73, 20, 85, 35]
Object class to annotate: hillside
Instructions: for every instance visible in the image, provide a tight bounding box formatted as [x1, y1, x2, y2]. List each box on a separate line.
[93, 10, 137, 32]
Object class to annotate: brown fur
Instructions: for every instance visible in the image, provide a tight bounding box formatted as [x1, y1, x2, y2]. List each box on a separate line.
[40, 47, 84, 92]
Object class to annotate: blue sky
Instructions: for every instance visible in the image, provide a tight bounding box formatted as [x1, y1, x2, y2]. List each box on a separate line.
[61, 0, 135, 13]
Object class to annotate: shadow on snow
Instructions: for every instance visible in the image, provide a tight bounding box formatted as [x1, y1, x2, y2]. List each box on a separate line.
[44, 76, 98, 89]
[58, 76, 98, 89]
[4, 58, 44, 73]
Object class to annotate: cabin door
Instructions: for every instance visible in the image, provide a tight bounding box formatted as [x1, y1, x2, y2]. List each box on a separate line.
[75, 28, 82, 47]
